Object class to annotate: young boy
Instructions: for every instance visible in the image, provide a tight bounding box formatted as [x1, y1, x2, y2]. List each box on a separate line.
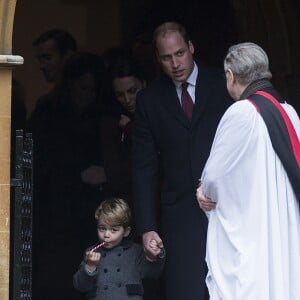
[73, 198, 165, 299]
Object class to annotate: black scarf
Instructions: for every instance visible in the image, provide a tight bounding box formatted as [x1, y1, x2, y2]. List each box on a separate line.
[245, 82, 300, 201]
[240, 78, 282, 101]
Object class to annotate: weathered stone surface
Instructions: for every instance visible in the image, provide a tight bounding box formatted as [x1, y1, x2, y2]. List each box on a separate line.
[0, 3, 17, 300]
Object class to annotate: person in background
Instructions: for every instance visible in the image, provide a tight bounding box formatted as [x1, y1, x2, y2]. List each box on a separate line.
[112, 57, 146, 142]
[73, 198, 165, 300]
[28, 29, 78, 131]
[49, 52, 107, 225]
[29, 29, 78, 300]
[33, 28, 77, 83]
[33, 52, 107, 300]
[28, 29, 78, 190]
[102, 56, 146, 204]
[197, 42, 300, 300]
[132, 21, 232, 300]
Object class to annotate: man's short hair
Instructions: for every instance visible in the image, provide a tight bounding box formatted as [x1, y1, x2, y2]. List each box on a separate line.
[153, 22, 190, 48]
[33, 29, 77, 56]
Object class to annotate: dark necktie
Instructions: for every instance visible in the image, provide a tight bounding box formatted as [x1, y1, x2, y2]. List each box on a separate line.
[181, 82, 194, 121]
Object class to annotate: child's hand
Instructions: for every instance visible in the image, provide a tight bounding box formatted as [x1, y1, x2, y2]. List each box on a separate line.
[146, 239, 164, 261]
[149, 239, 159, 250]
[84, 250, 101, 272]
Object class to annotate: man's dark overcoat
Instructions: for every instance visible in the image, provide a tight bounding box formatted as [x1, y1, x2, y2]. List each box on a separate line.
[132, 64, 232, 300]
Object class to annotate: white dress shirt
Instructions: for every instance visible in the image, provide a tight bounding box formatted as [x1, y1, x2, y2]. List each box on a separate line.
[174, 62, 198, 105]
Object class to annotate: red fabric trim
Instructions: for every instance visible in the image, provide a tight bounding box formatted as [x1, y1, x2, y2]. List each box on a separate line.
[255, 91, 300, 167]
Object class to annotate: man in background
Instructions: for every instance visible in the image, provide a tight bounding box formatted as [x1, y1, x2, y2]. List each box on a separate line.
[27, 29, 79, 300]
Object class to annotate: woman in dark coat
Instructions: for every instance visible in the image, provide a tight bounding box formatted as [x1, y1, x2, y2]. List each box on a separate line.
[102, 56, 146, 206]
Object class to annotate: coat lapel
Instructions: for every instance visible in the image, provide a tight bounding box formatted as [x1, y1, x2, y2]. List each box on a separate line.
[191, 68, 211, 128]
[159, 66, 215, 129]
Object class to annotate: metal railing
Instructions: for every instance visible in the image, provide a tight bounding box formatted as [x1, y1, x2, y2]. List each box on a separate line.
[11, 130, 33, 300]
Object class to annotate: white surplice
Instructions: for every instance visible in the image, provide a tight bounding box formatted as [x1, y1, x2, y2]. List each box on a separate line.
[201, 100, 300, 300]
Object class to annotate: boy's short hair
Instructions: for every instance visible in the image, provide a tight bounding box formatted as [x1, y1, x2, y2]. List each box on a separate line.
[95, 198, 131, 228]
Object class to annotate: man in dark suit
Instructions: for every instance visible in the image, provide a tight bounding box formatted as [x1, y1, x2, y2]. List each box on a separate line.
[132, 22, 232, 300]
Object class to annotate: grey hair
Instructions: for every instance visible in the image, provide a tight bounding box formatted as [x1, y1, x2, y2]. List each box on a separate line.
[224, 42, 272, 85]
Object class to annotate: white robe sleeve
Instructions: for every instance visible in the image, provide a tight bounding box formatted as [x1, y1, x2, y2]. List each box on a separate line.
[201, 100, 258, 203]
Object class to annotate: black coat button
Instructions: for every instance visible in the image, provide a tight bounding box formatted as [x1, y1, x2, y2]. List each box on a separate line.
[104, 268, 108, 273]
[117, 268, 120, 272]
[103, 285, 108, 290]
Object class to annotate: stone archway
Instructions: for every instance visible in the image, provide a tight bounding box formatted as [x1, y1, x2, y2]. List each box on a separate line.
[0, 1, 23, 299]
